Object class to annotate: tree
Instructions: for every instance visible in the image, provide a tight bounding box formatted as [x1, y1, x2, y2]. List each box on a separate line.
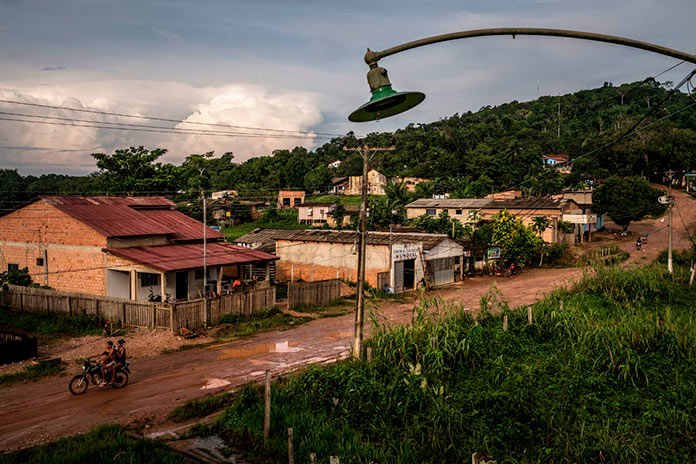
[490, 210, 542, 264]
[592, 176, 666, 231]
[91, 146, 180, 195]
[531, 216, 551, 266]
[1, 267, 33, 290]
[410, 211, 470, 240]
[304, 165, 331, 193]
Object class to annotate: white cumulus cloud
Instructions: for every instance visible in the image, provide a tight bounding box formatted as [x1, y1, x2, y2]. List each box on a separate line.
[175, 85, 323, 162]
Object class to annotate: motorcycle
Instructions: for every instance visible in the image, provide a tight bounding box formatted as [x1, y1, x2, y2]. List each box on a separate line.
[68, 357, 131, 395]
[489, 263, 521, 277]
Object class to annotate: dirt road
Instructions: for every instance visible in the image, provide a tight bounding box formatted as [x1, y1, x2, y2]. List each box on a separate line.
[1, 190, 694, 453]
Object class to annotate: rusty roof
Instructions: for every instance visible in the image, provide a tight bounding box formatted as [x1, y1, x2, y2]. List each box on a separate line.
[105, 242, 277, 272]
[235, 228, 301, 253]
[40, 196, 223, 240]
[406, 197, 575, 210]
[241, 228, 451, 250]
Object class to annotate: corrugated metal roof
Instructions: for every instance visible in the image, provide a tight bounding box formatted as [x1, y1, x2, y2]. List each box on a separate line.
[40, 196, 223, 240]
[406, 197, 572, 210]
[235, 228, 301, 253]
[105, 242, 277, 272]
[239, 228, 450, 250]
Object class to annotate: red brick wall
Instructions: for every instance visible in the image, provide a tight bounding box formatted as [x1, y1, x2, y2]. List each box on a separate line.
[276, 261, 385, 289]
[0, 201, 109, 294]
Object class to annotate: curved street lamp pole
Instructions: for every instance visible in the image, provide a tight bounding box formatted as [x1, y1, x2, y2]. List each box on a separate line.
[350, 28, 696, 122]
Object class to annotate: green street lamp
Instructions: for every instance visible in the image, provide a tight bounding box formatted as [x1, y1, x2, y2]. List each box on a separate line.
[349, 28, 696, 122]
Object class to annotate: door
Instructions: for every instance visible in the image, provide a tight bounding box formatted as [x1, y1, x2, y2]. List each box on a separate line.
[403, 259, 415, 290]
[393, 261, 404, 293]
[175, 271, 188, 300]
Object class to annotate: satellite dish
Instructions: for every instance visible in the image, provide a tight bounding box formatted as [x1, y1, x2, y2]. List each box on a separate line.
[658, 196, 670, 205]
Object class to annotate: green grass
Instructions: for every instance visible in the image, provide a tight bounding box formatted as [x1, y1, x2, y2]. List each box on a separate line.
[211, 263, 696, 463]
[218, 307, 312, 338]
[0, 424, 186, 464]
[306, 195, 364, 206]
[169, 392, 236, 423]
[0, 309, 102, 338]
[222, 209, 306, 241]
[0, 359, 65, 386]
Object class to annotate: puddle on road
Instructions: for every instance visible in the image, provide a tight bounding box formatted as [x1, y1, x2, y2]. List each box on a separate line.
[201, 378, 231, 390]
[217, 341, 302, 360]
[321, 331, 352, 339]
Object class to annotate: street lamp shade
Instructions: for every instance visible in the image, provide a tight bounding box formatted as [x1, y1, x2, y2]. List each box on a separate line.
[349, 85, 425, 122]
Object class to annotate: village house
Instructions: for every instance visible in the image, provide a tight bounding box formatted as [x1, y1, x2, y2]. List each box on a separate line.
[543, 154, 572, 174]
[328, 160, 342, 169]
[297, 202, 335, 226]
[328, 177, 348, 195]
[257, 229, 463, 292]
[395, 177, 432, 193]
[0, 196, 277, 301]
[277, 190, 305, 209]
[210, 200, 265, 226]
[552, 190, 604, 242]
[405, 197, 583, 243]
[345, 169, 387, 196]
[211, 190, 238, 200]
[485, 190, 523, 200]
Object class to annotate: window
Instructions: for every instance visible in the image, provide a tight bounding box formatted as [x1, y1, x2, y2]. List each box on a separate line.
[140, 273, 160, 287]
[426, 209, 436, 216]
[194, 269, 204, 280]
[282, 198, 291, 207]
[319, 209, 324, 216]
[455, 209, 462, 215]
[8, 263, 19, 271]
[36, 257, 44, 266]
[294, 198, 302, 206]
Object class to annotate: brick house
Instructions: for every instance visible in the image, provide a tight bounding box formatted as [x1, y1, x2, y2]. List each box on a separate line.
[0, 196, 276, 301]
[277, 191, 305, 209]
[270, 229, 463, 292]
[297, 202, 335, 225]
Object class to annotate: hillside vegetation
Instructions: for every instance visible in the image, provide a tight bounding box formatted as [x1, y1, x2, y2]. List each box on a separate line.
[2, 79, 695, 211]
[211, 263, 696, 463]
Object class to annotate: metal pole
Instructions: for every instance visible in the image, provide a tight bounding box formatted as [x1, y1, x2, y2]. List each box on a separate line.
[667, 170, 674, 274]
[202, 187, 208, 326]
[364, 28, 696, 66]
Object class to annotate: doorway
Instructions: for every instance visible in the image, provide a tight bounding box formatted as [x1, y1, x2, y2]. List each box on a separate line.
[175, 271, 188, 300]
[403, 259, 415, 290]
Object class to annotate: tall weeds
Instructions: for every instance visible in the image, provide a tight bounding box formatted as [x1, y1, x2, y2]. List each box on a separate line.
[214, 263, 696, 463]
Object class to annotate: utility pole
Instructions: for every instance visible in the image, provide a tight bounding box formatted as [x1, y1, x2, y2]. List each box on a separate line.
[198, 166, 208, 328]
[667, 169, 674, 275]
[343, 141, 395, 359]
[557, 94, 561, 139]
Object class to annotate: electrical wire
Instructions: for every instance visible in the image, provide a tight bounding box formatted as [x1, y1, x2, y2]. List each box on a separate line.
[0, 99, 343, 137]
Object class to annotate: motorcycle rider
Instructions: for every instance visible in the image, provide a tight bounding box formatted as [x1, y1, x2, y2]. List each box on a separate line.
[97, 341, 116, 387]
[108, 339, 127, 383]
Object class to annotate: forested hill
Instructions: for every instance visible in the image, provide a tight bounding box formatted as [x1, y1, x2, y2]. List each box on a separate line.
[2, 78, 695, 209]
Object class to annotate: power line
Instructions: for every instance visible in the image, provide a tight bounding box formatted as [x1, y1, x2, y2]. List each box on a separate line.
[0, 115, 334, 140]
[0, 110, 331, 139]
[0, 99, 344, 137]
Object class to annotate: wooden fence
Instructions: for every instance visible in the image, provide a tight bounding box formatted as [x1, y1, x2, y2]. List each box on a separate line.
[0, 284, 276, 332]
[287, 279, 341, 309]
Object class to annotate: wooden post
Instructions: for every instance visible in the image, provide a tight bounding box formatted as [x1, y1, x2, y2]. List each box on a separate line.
[287, 427, 294, 464]
[330, 457, 340, 464]
[527, 306, 533, 324]
[68, 296, 73, 317]
[121, 302, 126, 326]
[310, 452, 316, 464]
[152, 304, 156, 329]
[503, 315, 508, 331]
[264, 370, 271, 448]
[169, 304, 174, 332]
[366, 347, 372, 363]
[19, 292, 24, 312]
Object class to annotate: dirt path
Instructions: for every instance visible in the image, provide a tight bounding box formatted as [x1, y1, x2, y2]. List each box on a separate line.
[1, 191, 693, 453]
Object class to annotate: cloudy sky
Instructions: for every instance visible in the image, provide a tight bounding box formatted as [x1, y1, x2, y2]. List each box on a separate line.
[1, 0, 695, 175]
